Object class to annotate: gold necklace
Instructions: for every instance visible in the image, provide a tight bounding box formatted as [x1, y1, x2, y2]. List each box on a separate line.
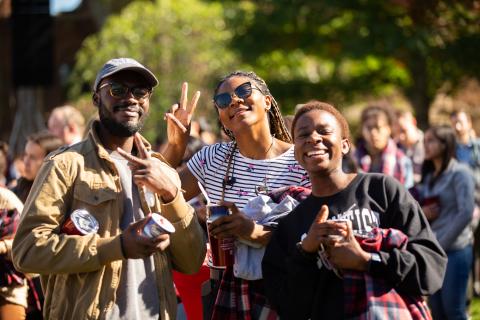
[255, 136, 275, 195]
[265, 135, 275, 157]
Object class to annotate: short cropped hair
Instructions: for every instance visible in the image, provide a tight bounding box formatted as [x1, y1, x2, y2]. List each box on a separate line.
[291, 100, 350, 141]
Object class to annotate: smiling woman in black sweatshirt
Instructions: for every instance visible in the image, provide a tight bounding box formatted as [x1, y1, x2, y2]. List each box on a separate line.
[262, 101, 447, 320]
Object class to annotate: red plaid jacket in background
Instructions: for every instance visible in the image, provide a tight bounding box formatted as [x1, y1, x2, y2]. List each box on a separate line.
[343, 228, 432, 320]
[354, 138, 413, 188]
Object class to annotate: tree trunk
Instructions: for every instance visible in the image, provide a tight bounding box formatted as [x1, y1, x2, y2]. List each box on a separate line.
[406, 54, 432, 130]
[8, 87, 46, 157]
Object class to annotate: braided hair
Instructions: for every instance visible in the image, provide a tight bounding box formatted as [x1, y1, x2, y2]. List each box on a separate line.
[213, 71, 292, 143]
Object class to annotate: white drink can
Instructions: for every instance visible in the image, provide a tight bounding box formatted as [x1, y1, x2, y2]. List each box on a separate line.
[143, 213, 175, 238]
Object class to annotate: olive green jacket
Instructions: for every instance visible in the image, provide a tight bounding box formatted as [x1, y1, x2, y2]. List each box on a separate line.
[12, 122, 206, 320]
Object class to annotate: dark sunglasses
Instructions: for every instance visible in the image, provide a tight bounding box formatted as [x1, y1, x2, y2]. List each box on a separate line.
[98, 82, 152, 100]
[213, 82, 262, 109]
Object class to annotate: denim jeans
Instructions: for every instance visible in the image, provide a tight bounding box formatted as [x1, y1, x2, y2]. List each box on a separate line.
[429, 245, 472, 320]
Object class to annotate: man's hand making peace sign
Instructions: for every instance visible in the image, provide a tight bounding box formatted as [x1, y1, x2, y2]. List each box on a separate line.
[117, 134, 181, 203]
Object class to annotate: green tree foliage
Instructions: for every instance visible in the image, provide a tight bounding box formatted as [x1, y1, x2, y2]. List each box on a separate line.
[69, 0, 236, 140]
[214, 0, 480, 127]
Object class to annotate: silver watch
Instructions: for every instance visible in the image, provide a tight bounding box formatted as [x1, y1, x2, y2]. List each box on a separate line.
[368, 252, 381, 273]
[370, 252, 381, 263]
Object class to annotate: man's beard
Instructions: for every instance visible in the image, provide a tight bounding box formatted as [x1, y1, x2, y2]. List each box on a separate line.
[98, 100, 147, 137]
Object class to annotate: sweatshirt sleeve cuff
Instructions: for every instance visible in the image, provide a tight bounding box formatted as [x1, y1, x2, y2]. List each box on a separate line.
[96, 234, 124, 264]
[160, 189, 191, 223]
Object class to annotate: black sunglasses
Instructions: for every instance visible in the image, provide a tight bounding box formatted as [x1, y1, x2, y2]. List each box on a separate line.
[98, 82, 152, 100]
[213, 82, 262, 109]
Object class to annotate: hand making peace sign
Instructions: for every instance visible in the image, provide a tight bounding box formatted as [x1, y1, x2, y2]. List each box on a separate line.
[165, 82, 200, 148]
[160, 82, 200, 167]
[117, 134, 181, 202]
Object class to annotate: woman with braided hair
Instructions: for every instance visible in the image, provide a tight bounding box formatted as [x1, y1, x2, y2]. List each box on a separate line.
[118, 71, 310, 318]
[181, 71, 310, 319]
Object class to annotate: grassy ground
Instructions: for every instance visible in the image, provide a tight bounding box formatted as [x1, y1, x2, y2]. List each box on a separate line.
[471, 297, 480, 319]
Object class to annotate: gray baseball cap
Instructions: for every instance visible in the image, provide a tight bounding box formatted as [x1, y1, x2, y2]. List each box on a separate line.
[93, 58, 159, 91]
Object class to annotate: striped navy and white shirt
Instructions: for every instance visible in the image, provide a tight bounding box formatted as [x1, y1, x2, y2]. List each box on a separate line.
[187, 142, 311, 210]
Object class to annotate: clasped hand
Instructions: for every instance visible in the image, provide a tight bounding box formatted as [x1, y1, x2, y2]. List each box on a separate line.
[207, 202, 255, 240]
[121, 218, 170, 259]
[301, 205, 371, 272]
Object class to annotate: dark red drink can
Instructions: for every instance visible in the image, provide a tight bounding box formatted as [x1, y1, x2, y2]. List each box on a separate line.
[61, 209, 99, 235]
[207, 205, 235, 269]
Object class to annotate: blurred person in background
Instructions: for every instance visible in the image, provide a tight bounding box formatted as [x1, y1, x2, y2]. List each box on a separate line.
[47, 105, 85, 146]
[419, 125, 475, 320]
[178, 119, 209, 170]
[450, 110, 480, 207]
[0, 186, 26, 320]
[0, 142, 20, 189]
[0, 187, 23, 213]
[353, 104, 414, 189]
[450, 109, 480, 297]
[393, 110, 425, 184]
[196, 116, 217, 145]
[13, 131, 63, 203]
[10, 130, 62, 320]
[0, 144, 7, 187]
[11, 157, 25, 186]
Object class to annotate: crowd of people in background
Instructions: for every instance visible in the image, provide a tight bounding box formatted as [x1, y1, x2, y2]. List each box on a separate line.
[0, 57, 479, 320]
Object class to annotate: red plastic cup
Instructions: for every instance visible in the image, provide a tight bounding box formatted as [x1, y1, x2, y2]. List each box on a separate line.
[206, 205, 235, 269]
[422, 196, 440, 207]
[421, 196, 441, 221]
[61, 209, 99, 235]
[354, 230, 382, 252]
[142, 213, 175, 238]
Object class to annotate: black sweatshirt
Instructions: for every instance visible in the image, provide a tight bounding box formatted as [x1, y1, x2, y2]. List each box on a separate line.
[262, 173, 447, 320]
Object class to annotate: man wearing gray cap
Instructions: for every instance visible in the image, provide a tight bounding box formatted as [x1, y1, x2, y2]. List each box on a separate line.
[12, 58, 206, 320]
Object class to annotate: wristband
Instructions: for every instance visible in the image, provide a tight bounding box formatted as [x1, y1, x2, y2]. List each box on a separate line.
[295, 242, 317, 261]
